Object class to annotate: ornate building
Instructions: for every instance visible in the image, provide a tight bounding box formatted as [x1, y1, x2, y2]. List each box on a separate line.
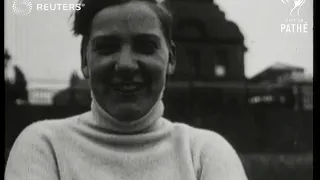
[169, 0, 247, 82]
[163, 0, 248, 114]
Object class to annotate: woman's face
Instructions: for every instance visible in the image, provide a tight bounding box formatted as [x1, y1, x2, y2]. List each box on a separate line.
[85, 1, 174, 122]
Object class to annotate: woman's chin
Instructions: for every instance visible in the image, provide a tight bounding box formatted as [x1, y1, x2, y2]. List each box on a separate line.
[108, 104, 147, 122]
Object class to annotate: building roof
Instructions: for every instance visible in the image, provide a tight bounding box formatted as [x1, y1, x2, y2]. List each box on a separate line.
[250, 62, 305, 83]
[170, 0, 245, 45]
[268, 62, 305, 71]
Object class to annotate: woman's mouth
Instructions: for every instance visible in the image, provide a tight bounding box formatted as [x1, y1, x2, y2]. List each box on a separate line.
[111, 82, 148, 94]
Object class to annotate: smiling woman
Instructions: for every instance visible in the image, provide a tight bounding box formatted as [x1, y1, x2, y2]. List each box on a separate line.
[86, 1, 173, 122]
[5, 1, 248, 180]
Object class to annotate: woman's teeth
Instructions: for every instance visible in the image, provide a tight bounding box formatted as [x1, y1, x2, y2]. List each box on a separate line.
[122, 84, 137, 91]
[113, 83, 144, 93]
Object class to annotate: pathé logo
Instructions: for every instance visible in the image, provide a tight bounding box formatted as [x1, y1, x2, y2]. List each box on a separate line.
[281, 0, 306, 16]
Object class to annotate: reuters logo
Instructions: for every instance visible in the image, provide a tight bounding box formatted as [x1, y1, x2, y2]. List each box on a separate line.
[12, 0, 33, 16]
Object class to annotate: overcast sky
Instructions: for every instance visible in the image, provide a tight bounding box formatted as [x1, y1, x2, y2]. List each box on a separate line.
[5, 0, 313, 88]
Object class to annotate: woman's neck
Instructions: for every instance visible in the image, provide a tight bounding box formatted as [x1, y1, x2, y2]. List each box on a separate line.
[90, 93, 165, 135]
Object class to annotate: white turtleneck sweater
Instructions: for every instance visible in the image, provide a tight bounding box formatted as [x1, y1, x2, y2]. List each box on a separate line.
[5, 97, 248, 180]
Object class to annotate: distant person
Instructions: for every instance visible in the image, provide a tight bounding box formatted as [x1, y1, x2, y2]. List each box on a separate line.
[5, 49, 28, 105]
[5, 1, 248, 180]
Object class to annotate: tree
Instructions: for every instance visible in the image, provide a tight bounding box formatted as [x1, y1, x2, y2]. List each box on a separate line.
[69, 71, 81, 87]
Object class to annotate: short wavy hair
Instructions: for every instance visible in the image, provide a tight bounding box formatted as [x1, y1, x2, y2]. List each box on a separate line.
[71, 0, 173, 46]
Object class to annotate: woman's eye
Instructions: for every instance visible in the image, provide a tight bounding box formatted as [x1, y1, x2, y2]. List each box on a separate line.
[134, 41, 158, 55]
[94, 41, 121, 55]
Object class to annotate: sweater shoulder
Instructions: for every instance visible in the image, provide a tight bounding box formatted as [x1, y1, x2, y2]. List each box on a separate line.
[172, 122, 238, 161]
[4, 114, 81, 180]
[172, 123, 245, 178]
[170, 123, 236, 173]
[172, 122, 230, 147]
[16, 113, 85, 142]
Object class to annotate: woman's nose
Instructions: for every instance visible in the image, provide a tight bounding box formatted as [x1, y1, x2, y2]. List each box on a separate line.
[115, 46, 139, 71]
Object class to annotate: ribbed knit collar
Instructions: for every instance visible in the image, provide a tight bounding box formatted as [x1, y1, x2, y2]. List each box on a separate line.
[90, 92, 165, 135]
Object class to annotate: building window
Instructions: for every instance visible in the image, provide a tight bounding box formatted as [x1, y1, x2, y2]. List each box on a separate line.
[214, 48, 229, 77]
[177, 18, 207, 39]
[215, 65, 226, 77]
[186, 48, 201, 79]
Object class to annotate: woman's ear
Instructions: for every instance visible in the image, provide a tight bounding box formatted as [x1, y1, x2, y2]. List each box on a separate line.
[81, 37, 90, 79]
[81, 62, 89, 79]
[167, 41, 176, 75]
[81, 48, 90, 79]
